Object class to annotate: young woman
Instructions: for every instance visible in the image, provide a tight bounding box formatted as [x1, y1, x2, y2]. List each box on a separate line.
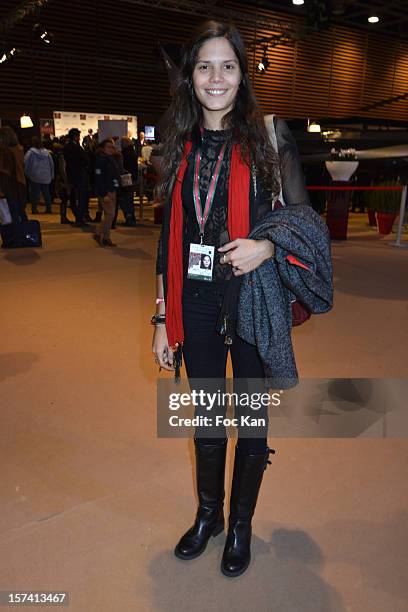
[152, 21, 314, 577]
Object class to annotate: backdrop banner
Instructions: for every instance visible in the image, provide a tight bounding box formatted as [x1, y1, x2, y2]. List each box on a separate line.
[53, 111, 137, 139]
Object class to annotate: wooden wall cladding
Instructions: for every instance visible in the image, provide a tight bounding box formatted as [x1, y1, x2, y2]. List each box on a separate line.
[0, 0, 407, 124]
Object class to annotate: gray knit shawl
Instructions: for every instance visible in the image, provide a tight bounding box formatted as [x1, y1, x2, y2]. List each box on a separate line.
[236, 204, 333, 389]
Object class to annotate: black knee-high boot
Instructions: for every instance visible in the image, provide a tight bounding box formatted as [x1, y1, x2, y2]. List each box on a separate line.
[221, 445, 276, 577]
[174, 439, 227, 560]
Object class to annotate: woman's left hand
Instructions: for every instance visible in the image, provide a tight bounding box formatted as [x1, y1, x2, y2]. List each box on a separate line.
[218, 238, 274, 276]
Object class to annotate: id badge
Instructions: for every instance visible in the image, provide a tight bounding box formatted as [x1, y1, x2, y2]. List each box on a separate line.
[187, 243, 215, 282]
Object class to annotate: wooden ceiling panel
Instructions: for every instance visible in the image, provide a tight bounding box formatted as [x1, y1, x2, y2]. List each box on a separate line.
[0, 0, 407, 122]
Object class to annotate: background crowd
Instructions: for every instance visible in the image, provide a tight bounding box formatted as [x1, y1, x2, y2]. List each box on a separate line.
[0, 125, 158, 247]
[1, 122, 405, 248]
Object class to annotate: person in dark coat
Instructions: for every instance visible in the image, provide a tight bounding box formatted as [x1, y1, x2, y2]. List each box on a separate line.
[120, 137, 138, 226]
[0, 126, 28, 224]
[93, 139, 120, 247]
[63, 128, 90, 226]
[52, 136, 73, 224]
[134, 130, 146, 159]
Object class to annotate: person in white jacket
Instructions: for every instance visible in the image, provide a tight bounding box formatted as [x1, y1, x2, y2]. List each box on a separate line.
[24, 137, 54, 214]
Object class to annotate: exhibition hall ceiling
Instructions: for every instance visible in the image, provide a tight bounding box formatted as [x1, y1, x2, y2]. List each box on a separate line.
[1, 0, 407, 123]
[2, 0, 408, 40]
[243, 0, 408, 40]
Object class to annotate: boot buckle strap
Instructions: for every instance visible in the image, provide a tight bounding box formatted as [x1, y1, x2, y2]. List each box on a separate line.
[265, 447, 276, 468]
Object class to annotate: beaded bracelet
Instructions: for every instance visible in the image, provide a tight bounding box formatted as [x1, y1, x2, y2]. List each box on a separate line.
[151, 314, 166, 326]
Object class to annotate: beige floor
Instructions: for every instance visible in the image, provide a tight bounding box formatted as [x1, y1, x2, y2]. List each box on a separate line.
[1, 208, 407, 612]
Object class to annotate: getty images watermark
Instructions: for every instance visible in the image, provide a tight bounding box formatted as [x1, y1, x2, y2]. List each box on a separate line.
[167, 388, 281, 429]
[156, 378, 408, 438]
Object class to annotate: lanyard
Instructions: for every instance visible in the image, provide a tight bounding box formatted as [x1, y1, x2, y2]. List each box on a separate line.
[193, 142, 226, 244]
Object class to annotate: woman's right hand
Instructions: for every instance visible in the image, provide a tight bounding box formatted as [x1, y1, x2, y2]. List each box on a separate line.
[152, 325, 175, 371]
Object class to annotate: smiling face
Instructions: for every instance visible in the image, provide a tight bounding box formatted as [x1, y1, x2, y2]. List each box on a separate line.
[192, 36, 241, 129]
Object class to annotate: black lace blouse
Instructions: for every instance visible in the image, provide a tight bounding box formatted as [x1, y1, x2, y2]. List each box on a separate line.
[156, 117, 309, 283]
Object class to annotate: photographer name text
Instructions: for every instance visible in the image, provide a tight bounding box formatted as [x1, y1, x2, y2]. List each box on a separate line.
[168, 415, 267, 427]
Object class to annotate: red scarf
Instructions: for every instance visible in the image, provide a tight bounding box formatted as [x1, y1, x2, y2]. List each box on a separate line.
[166, 141, 250, 348]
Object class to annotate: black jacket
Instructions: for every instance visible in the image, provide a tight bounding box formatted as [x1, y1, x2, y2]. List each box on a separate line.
[63, 141, 88, 184]
[94, 153, 120, 197]
[134, 138, 147, 159]
[122, 145, 139, 183]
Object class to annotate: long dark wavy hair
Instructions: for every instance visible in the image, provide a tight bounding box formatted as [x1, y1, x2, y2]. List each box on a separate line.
[159, 20, 280, 201]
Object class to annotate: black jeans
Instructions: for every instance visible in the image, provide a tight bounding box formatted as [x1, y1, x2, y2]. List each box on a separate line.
[182, 281, 269, 454]
[59, 187, 69, 218]
[118, 187, 135, 219]
[8, 198, 28, 224]
[69, 176, 89, 222]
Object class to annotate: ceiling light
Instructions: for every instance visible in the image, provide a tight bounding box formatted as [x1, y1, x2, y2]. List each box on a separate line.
[41, 32, 51, 43]
[0, 43, 20, 64]
[307, 121, 321, 133]
[33, 23, 54, 44]
[20, 114, 33, 128]
[292, 0, 304, 5]
[257, 47, 270, 72]
[368, 16, 380, 23]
